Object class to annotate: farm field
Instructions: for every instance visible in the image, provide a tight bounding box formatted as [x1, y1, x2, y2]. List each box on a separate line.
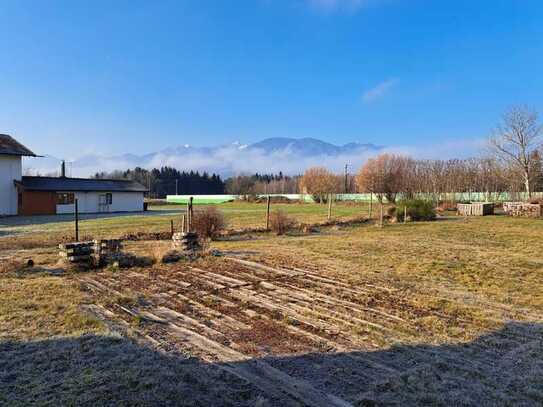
[1, 212, 542, 405]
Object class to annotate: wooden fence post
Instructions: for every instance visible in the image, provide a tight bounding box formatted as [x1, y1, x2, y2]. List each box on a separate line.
[404, 205, 407, 224]
[170, 219, 174, 237]
[369, 193, 373, 218]
[379, 202, 384, 227]
[74, 198, 79, 241]
[186, 200, 190, 232]
[188, 197, 194, 232]
[181, 214, 186, 234]
[327, 193, 332, 220]
[266, 195, 271, 230]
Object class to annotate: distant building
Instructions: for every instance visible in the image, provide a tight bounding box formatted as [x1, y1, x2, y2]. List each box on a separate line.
[0, 134, 37, 215]
[0, 134, 147, 216]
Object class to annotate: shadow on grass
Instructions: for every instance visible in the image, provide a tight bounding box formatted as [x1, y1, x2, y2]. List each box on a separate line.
[1, 322, 541, 406]
[0, 209, 184, 228]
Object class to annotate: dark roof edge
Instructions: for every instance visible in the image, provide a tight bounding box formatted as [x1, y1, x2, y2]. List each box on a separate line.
[22, 175, 141, 183]
[0, 152, 40, 157]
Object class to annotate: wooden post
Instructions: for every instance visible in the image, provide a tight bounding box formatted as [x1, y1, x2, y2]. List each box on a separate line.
[188, 197, 194, 232]
[186, 200, 190, 232]
[266, 195, 271, 230]
[404, 205, 407, 224]
[74, 198, 79, 241]
[327, 193, 332, 220]
[181, 214, 186, 234]
[170, 219, 174, 237]
[369, 193, 373, 218]
[379, 202, 384, 228]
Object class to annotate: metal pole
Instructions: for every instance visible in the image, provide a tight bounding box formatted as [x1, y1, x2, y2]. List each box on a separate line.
[266, 195, 271, 230]
[175, 179, 178, 195]
[75, 198, 79, 241]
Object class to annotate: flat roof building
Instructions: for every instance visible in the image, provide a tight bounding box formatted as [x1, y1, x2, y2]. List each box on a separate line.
[0, 134, 147, 216]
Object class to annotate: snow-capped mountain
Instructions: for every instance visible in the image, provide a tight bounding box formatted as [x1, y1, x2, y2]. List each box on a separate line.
[23, 138, 383, 177]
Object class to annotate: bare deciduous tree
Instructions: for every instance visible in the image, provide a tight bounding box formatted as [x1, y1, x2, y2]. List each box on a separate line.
[490, 106, 542, 197]
[356, 154, 407, 203]
[301, 167, 338, 203]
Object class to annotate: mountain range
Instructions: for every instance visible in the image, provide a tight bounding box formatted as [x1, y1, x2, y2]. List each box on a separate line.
[24, 137, 383, 178]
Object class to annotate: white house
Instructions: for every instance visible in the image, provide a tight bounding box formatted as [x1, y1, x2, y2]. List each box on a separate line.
[1, 134, 148, 216]
[0, 134, 37, 216]
[15, 176, 148, 215]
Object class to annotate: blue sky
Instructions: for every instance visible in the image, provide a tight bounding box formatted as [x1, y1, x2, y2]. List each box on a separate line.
[1, 0, 542, 159]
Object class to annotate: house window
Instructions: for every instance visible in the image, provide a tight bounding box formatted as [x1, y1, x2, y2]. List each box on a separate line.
[57, 192, 75, 205]
[99, 193, 113, 205]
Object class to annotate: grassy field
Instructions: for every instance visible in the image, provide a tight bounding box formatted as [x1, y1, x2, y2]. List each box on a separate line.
[1, 210, 542, 405]
[0, 201, 368, 250]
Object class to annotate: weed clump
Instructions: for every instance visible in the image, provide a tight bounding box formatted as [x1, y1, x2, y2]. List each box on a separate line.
[192, 207, 226, 241]
[269, 210, 296, 235]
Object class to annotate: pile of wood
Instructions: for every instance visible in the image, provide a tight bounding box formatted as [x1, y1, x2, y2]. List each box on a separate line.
[92, 239, 123, 265]
[59, 241, 95, 263]
[457, 202, 494, 216]
[59, 239, 124, 264]
[503, 202, 543, 217]
[172, 232, 200, 252]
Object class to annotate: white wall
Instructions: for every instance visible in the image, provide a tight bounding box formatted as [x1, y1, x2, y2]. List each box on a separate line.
[56, 191, 144, 214]
[0, 156, 22, 216]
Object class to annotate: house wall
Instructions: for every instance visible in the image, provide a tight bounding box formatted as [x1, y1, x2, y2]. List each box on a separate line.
[19, 191, 56, 215]
[56, 191, 144, 214]
[0, 156, 22, 216]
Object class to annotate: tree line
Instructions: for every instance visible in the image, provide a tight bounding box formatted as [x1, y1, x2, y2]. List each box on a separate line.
[93, 167, 225, 198]
[93, 106, 542, 202]
[300, 106, 543, 203]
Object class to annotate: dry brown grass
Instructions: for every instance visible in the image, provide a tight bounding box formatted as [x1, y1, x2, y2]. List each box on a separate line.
[0, 276, 103, 340]
[149, 242, 171, 264]
[2, 214, 543, 405]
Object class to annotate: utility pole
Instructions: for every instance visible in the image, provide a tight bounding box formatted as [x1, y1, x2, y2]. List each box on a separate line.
[344, 163, 349, 194]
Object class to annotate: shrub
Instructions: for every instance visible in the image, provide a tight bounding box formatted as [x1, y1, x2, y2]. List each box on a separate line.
[386, 206, 397, 218]
[192, 207, 226, 240]
[396, 199, 436, 222]
[269, 210, 296, 235]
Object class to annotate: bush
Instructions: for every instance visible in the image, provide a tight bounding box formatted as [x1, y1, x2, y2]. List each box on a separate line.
[192, 207, 226, 240]
[386, 206, 397, 218]
[269, 210, 296, 235]
[396, 199, 436, 222]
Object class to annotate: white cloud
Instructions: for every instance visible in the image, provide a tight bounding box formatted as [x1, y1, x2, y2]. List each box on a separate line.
[362, 78, 399, 103]
[23, 137, 487, 179]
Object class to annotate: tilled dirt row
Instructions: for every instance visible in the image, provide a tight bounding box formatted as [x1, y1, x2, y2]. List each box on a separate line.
[79, 256, 541, 406]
